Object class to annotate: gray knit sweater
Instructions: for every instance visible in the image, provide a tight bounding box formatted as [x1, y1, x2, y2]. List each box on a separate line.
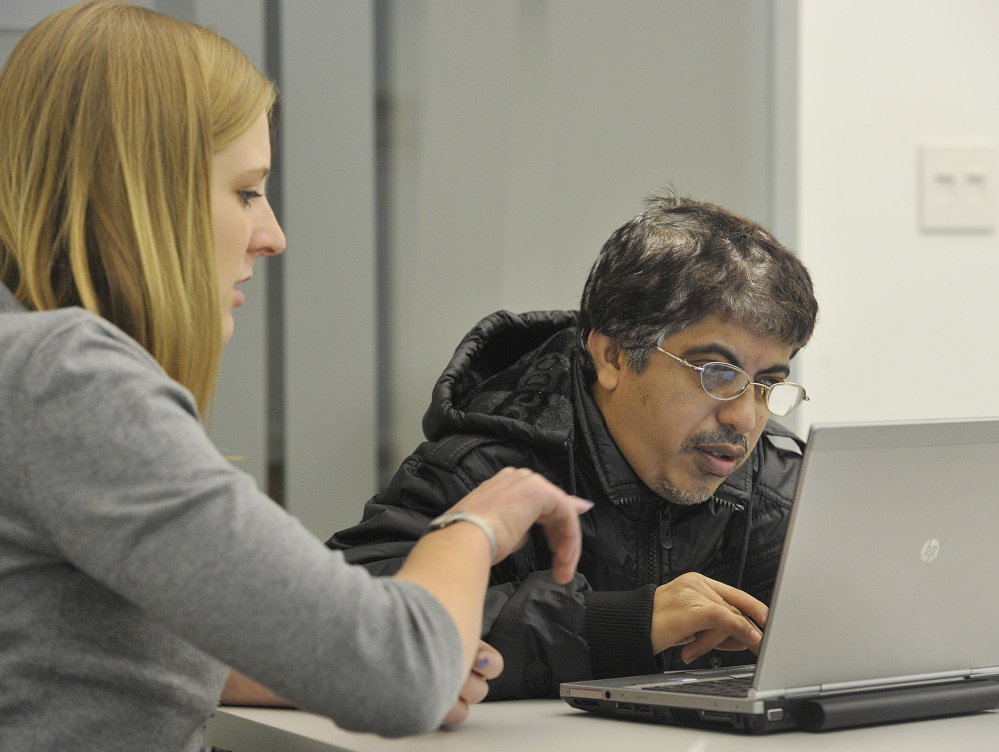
[0, 284, 462, 751]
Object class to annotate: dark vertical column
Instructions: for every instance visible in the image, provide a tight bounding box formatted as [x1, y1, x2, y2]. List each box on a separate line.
[374, 0, 393, 489]
[264, 0, 286, 505]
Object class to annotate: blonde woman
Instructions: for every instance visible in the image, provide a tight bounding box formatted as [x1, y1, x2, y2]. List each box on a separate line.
[0, 2, 590, 750]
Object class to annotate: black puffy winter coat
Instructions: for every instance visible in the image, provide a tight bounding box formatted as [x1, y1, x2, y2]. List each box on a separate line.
[328, 310, 804, 699]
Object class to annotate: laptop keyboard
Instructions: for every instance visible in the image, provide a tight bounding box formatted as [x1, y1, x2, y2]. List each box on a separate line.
[642, 673, 755, 697]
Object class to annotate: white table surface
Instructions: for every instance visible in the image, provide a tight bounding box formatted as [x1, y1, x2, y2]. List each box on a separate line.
[204, 699, 999, 752]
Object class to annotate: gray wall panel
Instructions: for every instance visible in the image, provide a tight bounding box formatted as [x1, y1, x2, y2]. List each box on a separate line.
[281, 0, 378, 537]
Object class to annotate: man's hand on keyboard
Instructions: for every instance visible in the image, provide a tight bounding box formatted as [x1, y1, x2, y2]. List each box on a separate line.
[650, 573, 767, 662]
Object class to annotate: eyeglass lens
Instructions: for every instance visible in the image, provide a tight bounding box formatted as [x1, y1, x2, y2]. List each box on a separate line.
[765, 382, 805, 416]
[700, 363, 747, 399]
[699, 363, 804, 417]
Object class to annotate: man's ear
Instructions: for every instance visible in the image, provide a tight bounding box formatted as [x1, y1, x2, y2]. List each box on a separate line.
[587, 331, 626, 391]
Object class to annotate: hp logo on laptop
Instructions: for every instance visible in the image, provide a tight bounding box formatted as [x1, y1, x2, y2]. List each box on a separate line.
[920, 538, 940, 563]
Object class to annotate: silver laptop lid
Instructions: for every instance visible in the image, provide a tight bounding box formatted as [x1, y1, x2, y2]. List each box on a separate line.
[755, 418, 999, 694]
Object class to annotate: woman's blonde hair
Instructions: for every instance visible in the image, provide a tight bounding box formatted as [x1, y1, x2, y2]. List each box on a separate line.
[0, 0, 276, 413]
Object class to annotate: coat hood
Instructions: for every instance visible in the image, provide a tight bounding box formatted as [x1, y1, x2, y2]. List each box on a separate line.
[422, 310, 580, 448]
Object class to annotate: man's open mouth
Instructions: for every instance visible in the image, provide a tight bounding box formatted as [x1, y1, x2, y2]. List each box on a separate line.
[693, 444, 746, 476]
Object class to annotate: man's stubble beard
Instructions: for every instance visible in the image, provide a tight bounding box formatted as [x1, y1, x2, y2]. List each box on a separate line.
[651, 471, 716, 506]
[652, 427, 751, 505]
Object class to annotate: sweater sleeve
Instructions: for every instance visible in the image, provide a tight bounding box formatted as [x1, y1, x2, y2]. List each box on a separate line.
[12, 317, 463, 737]
[584, 586, 659, 678]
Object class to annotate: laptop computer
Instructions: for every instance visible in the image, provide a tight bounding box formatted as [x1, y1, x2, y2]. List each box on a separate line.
[561, 418, 999, 733]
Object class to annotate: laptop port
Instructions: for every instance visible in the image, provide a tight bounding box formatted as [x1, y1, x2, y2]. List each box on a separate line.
[635, 704, 654, 716]
[699, 710, 734, 725]
[615, 702, 635, 713]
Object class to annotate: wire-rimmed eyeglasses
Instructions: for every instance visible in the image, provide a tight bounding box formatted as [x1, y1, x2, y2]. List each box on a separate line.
[655, 346, 809, 417]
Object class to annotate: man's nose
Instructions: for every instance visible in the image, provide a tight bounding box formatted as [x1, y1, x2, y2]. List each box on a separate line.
[715, 387, 760, 435]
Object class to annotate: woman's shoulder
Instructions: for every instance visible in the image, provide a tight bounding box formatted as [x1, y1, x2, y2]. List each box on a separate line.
[0, 304, 160, 376]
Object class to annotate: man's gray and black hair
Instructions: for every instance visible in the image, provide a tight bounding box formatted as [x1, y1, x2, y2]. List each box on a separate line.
[577, 193, 818, 373]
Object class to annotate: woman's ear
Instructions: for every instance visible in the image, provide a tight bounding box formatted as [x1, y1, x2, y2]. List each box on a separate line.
[587, 330, 625, 392]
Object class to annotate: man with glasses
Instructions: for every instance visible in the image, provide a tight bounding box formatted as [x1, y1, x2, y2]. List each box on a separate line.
[328, 194, 818, 700]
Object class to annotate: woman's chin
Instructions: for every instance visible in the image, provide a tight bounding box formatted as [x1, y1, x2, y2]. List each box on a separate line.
[222, 314, 235, 343]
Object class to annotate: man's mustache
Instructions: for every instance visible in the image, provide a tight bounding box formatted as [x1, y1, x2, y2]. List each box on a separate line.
[681, 428, 750, 454]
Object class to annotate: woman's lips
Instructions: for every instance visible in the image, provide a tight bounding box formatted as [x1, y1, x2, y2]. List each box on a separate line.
[233, 274, 252, 307]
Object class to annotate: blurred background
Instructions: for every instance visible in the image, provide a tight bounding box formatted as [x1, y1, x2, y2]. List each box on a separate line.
[4, 0, 998, 537]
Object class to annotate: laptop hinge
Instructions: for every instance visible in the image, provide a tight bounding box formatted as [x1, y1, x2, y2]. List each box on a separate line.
[784, 685, 821, 698]
[818, 670, 968, 695]
[972, 666, 999, 677]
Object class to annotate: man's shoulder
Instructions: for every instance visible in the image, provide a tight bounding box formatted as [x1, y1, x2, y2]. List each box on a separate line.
[411, 432, 567, 490]
[419, 434, 508, 472]
[761, 420, 806, 452]
[418, 432, 551, 471]
[755, 422, 806, 509]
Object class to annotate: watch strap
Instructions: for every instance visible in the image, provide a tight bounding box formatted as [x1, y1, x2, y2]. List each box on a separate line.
[426, 510, 498, 562]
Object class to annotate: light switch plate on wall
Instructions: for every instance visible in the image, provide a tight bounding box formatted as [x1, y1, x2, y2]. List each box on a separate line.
[919, 142, 997, 233]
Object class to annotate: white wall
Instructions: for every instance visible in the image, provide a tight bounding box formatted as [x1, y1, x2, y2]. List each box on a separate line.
[788, 0, 999, 431]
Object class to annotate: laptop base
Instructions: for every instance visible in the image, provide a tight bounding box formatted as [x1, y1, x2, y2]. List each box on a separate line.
[563, 694, 794, 734]
[563, 677, 999, 734]
[793, 677, 999, 731]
